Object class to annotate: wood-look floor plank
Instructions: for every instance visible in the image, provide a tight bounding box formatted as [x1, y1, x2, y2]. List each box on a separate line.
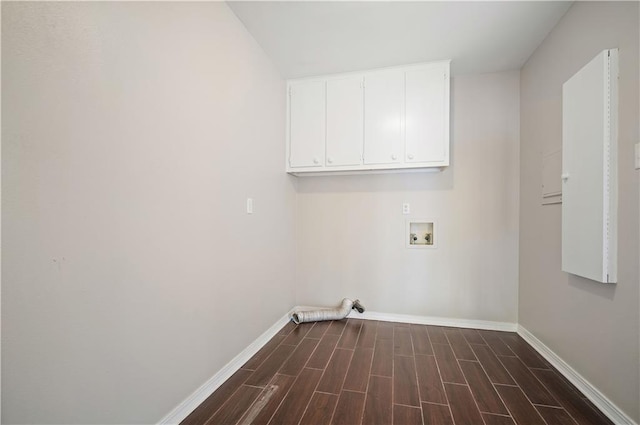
[410, 325, 433, 356]
[532, 369, 612, 425]
[393, 404, 423, 425]
[242, 335, 286, 371]
[432, 344, 466, 384]
[268, 368, 323, 425]
[535, 405, 578, 425]
[414, 355, 447, 405]
[422, 402, 453, 425]
[470, 344, 516, 385]
[460, 328, 485, 345]
[338, 319, 363, 349]
[499, 356, 560, 406]
[299, 392, 338, 425]
[278, 321, 296, 336]
[306, 321, 332, 339]
[458, 360, 508, 415]
[187, 321, 608, 425]
[181, 369, 253, 425]
[495, 384, 546, 425]
[356, 320, 377, 349]
[445, 329, 476, 360]
[204, 385, 262, 425]
[481, 413, 516, 425]
[244, 343, 297, 387]
[343, 347, 374, 392]
[326, 319, 348, 336]
[444, 383, 484, 425]
[237, 374, 296, 425]
[500, 335, 550, 369]
[394, 326, 414, 356]
[393, 355, 420, 407]
[332, 391, 366, 425]
[279, 337, 319, 376]
[282, 323, 313, 345]
[426, 326, 448, 344]
[317, 348, 354, 394]
[307, 333, 340, 370]
[371, 338, 393, 377]
[479, 331, 516, 356]
[376, 322, 394, 340]
[363, 376, 392, 425]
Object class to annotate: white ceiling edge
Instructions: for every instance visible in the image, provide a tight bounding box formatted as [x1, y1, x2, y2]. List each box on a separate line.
[227, 1, 573, 78]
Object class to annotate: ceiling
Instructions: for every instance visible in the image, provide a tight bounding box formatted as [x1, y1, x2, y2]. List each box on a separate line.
[227, 1, 572, 78]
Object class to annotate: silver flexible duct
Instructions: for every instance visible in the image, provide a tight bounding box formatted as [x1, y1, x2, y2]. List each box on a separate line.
[291, 298, 365, 324]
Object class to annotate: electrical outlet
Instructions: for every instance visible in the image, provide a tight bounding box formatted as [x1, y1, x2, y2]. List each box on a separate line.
[402, 203, 410, 214]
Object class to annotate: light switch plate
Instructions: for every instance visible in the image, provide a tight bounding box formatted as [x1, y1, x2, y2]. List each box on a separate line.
[246, 198, 253, 214]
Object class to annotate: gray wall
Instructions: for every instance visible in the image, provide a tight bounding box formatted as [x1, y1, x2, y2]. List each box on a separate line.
[519, 2, 639, 421]
[2, 2, 296, 423]
[295, 71, 520, 324]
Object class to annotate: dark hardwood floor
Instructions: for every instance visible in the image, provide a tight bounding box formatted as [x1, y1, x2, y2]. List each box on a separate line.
[181, 319, 612, 425]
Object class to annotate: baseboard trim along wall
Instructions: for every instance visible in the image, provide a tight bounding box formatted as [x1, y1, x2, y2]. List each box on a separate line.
[517, 325, 637, 425]
[293, 305, 518, 331]
[157, 310, 294, 425]
[358, 310, 518, 331]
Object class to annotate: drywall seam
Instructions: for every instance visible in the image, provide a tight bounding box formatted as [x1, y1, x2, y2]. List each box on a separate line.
[518, 325, 637, 425]
[157, 310, 294, 425]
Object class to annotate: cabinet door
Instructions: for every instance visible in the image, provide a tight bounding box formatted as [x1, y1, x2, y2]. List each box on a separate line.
[289, 81, 325, 168]
[326, 77, 364, 167]
[363, 70, 404, 165]
[405, 66, 448, 163]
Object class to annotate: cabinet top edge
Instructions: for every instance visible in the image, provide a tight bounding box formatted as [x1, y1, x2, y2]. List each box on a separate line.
[287, 60, 451, 84]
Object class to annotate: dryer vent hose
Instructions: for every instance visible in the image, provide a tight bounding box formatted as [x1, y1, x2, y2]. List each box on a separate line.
[291, 298, 365, 325]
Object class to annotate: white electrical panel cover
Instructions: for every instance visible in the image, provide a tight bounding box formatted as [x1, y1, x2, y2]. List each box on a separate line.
[561, 49, 618, 283]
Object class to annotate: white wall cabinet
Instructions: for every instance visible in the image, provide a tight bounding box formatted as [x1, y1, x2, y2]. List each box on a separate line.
[288, 80, 326, 168]
[326, 76, 364, 167]
[406, 67, 448, 163]
[286, 60, 450, 174]
[363, 70, 404, 165]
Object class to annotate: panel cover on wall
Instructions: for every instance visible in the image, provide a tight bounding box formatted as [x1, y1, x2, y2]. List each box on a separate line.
[561, 49, 618, 283]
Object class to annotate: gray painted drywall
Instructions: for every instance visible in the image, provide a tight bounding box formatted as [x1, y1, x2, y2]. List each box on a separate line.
[519, 1, 639, 421]
[295, 71, 520, 324]
[1, 2, 295, 423]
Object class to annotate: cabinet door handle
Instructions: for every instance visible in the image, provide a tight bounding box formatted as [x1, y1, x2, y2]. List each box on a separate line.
[327, 157, 333, 164]
[391, 154, 397, 161]
[407, 154, 414, 160]
[313, 157, 319, 165]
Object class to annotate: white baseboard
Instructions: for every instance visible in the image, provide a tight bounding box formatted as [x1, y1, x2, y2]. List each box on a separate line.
[357, 310, 517, 332]
[292, 306, 517, 332]
[517, 325, 637, 425]
[157, 310, 294, 425]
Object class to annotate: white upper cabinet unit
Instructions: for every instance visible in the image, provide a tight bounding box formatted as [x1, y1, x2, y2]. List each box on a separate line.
[406, 65, 449, 163]
[288, 80, 326, 168]
[287, 60, 450, 174]
[363, 70, 405, 165]
[326, 76, 364, 167]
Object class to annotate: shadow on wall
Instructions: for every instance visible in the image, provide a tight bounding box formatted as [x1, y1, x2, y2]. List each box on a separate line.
[294, 167, 454, 193]
[568, 274, 617, 301]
